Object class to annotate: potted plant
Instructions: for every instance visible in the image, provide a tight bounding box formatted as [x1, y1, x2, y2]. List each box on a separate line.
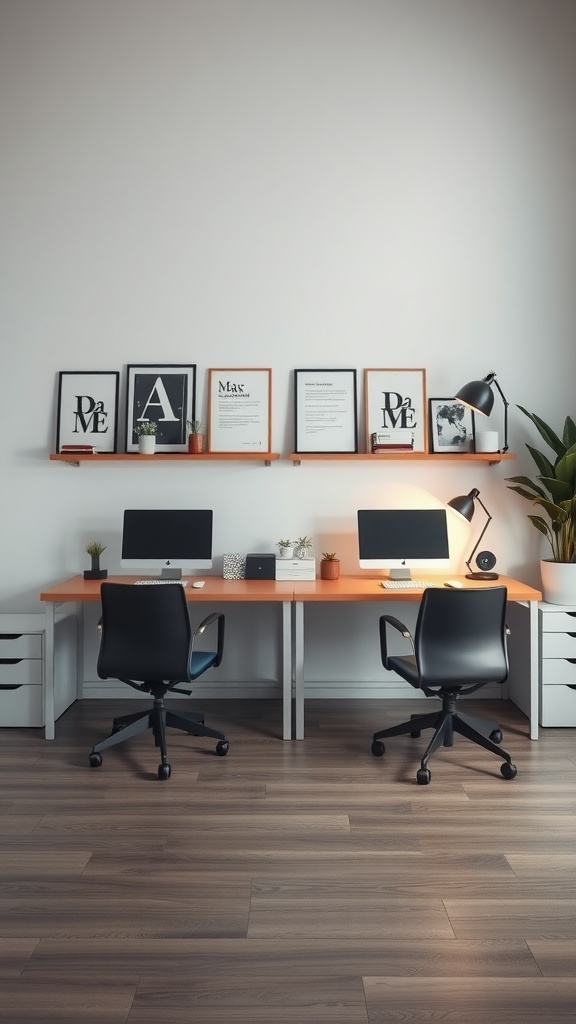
[320, 551, 340, 580]
[187, 420, 206, 454]
[136, 421, 157, 455]
[277, 539, 293, 559]
[506, 406, 576, 604]
[294, 535, 313, 559]
[84, 540, 108, 580]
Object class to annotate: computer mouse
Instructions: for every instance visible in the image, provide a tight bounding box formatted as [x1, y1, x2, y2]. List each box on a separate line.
[192, 581, 205, 588]
[444, 580, 464, 588]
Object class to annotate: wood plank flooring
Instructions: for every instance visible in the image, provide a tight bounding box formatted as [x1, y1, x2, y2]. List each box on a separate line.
[2, 696, 576, 1022]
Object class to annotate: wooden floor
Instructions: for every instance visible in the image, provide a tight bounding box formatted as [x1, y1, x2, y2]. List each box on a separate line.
[2, 696, 576, 1023]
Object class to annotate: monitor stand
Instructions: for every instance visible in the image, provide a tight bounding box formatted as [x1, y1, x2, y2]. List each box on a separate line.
[160, 567, 182, 580]
[389, 567, 412, 581]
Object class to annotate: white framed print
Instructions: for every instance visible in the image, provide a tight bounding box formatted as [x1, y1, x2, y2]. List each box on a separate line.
[364, 368, 427, 453]
[125, 364, 196, 452]
[208, 368, 272, 453]
[294, 369, 358, 453]
[56, 371, 119, 453]
[429, 397, 475, 453]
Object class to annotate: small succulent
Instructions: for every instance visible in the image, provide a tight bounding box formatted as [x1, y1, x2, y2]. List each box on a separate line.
[321, 552, 338, 561]
[135, 421, 157, 436]
[295, 535, 313, 550]
[277, 539, 293, 549]
[85, 540, 106, 557]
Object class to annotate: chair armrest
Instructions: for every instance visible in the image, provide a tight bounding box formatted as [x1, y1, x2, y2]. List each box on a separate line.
[192, 612, 225, 667]
[379, 614, 414, 670]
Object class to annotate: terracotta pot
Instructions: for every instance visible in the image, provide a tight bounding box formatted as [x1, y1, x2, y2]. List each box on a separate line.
[188, 433, 206, 454]
[320, 559, 340, 581]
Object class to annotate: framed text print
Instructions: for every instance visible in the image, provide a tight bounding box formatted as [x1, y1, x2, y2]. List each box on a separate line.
[294, 368, 358, 453]
[208, 368, 272, 453]
[56, 371, 119, 453]
[429, 397, 475, 453]
[125, 364, 196, 452]
[365, 368, 427, 453]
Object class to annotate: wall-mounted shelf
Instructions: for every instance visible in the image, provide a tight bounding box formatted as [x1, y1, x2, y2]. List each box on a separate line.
[50, 452, 280, 467]
[289, 452, 516, 465]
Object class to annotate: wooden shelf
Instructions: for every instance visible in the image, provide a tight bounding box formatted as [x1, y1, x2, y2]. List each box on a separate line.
[289, 452, 516, 465]
[50, 452, 280, 466]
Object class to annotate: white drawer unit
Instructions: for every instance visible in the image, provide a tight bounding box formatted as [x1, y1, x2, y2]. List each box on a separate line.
[539, 602, 576, 726]
[0, 612, 76, 729]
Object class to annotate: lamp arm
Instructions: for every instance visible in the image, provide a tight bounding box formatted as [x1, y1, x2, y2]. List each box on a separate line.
[465, 495, 492, 574]
[485, 373, 509, 453]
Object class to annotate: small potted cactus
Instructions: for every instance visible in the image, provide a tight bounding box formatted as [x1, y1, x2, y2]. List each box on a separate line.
[294, 535, 313, 559]
[320, 551, 340, 580]
[187, 420, 206, 454]
[84, 540, 108, 580]
[277, 539, 293, 559]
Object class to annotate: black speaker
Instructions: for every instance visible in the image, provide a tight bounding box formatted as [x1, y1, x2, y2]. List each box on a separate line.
[466, 550, 499, 581]
[245, 553, 276, 580]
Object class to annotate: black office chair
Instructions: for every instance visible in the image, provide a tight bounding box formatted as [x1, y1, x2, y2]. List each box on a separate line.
[371, 586, 517, 784]
[89, 582, 229, 780]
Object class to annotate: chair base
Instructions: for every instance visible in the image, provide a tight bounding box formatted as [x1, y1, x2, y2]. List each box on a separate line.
[90, 695, 227, 771]
[372, 694, 515, 774]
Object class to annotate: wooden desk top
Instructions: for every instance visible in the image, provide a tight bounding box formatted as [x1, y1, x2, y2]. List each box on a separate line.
[40, 575, 295, 603]
[41, 573, 542, 605]
[292, 574, 542, 603]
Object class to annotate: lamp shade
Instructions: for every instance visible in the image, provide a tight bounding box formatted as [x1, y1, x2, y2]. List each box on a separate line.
[454, 379, 494, 417]
[447, 489, 479, 523]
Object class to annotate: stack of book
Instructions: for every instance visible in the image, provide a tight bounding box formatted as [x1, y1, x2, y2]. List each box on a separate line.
[60, 444, 101, 454]
[371, 432, 414, 452]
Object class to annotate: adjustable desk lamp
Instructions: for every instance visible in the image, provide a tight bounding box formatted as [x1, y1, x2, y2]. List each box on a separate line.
[447, 488, 499, 580]
[455, 371, 509, 453]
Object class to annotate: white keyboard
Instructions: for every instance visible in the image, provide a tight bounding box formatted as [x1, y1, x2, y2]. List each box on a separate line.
[135, 579, 188, 587]
[381, 579, 441, 590]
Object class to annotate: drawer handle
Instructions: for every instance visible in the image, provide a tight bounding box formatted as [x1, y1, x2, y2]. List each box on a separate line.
[0, 634, 23, 641]
[0, 659, 23, 666]
[0, 684, 22, 691]
[567, 633, 576, 639]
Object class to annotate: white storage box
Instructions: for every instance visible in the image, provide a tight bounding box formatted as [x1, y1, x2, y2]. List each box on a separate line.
[276, 558, 316, 581]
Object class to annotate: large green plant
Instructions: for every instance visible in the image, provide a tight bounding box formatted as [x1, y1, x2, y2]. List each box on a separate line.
[506, 407, 576, 562]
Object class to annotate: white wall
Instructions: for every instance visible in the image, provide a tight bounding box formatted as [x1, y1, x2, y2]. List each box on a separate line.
[2, 0, 576, 690]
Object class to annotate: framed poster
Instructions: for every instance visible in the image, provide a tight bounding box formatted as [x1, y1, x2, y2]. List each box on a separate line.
[364, 368, 427, 453]
[125, 364, 196, 452]
[294, 369, 358, 453]
[56, 371, 119, 453]
[208, 368, 272, 453]
[429, 397, 475, 453]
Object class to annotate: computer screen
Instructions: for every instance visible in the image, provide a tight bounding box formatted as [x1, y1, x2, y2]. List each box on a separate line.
[357, 508, 450, 577]
[121, 509, 213, 577]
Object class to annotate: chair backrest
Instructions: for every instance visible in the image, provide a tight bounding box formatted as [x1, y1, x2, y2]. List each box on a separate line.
[414, 586, 509, 690]
[97, 582, 193, 683]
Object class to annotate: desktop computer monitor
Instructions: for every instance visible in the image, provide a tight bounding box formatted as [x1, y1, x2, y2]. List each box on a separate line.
[357, 508, 450, 578]
[121, 509, 213, 578]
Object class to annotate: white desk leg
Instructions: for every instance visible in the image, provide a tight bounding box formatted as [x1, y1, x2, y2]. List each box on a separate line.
[529, 598, 539, 740]
[76, 602, 84, 699]
[294, 600, 305, 739]
[43, 602, 55, 740]
[282, 600, 292, 740]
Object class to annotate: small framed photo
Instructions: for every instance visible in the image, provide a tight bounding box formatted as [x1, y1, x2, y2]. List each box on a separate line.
[429, 397, 475, 453]
[56, 371, 119, 453]
[294, 369, 358, 453]
[365, 368, 427, 453]
[125, 364, 196, 452]
[208, 368, 272, 452]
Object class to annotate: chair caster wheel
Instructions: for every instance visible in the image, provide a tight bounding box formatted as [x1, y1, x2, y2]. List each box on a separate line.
[500, 761, 517, 780]
[89, 752, 102, 768]
[410, 729, 421, 738]
[216, 741, 229, 756]
[371, 740, 385, 757]
[417, 767, 431, 785]
[158, 763, 172, 780]
[490, 729, 503, 744]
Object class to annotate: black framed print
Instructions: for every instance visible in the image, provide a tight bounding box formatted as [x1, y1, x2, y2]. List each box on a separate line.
[294, 369, 358, 453]
[125, 364, 196, 452]
[429, 397, 475, 453]
[56, 371, 119, 453]
[365, 368, 427, 453]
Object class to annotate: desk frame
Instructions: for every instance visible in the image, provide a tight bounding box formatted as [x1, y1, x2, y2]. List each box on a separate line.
[41, 574, 541, 742]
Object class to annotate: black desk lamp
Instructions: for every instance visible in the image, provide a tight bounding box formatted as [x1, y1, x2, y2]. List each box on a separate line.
[447, 488, 499, 580]
[455, 371, 509, 453]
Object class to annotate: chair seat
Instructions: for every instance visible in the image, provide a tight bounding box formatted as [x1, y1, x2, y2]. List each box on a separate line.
[190, 650, 218, 678]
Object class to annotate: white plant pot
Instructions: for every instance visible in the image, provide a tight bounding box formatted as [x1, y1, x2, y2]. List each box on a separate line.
[278, 547, 293, 559]
[540, 559, 576, 606]
[138, 436, 156, 455]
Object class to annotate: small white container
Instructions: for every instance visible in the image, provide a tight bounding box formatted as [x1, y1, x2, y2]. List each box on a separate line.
[475, 431, 499, 453]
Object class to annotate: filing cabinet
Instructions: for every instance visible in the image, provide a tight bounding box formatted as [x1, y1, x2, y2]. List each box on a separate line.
[0, 612, 76, 728]
[539, 603, 576, 726]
